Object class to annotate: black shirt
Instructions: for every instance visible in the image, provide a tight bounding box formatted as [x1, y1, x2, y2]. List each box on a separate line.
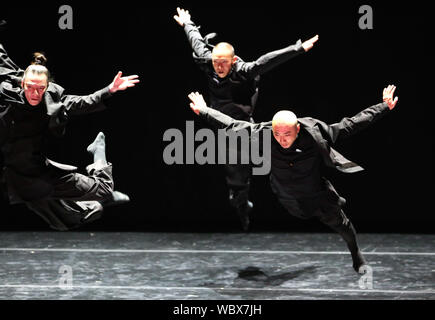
[0, 91, 54, 203]
[270, 128, 324, 199]
[1, 91, 49, 176]
[206, 69, 258, 121]
[183, 21, 304, 121]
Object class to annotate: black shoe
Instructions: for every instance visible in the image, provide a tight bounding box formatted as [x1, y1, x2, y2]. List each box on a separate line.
[237, 200, 253, 232]
[352, 250, 369, 274]
[101, 191, 130, 208]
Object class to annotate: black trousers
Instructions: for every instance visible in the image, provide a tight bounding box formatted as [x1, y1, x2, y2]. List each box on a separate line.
[215, 115, 254, 209]
[25, 163, 114, 231]
[224, 163, 251, 208]
[272, 178, 360, 255]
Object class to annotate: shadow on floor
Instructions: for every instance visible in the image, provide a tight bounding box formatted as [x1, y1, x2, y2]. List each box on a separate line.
[236, 265, 319, 286]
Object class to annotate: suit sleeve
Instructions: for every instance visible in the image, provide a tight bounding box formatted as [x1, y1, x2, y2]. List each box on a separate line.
[199, 106, 267, 135]
[321, 102, 391, 144]
[238, 40, 304, 78]
[60, 86, 112, 115]
[0, 43, 24, 84]
[183, 21, 212, 61]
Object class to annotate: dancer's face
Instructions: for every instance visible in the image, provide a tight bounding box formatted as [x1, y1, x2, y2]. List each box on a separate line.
[22, 73, 48, 106]
[212, 49, 236, 78]
[272, 123, 300, 149]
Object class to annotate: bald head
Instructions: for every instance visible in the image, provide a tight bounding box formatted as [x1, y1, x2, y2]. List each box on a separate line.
[211, 42, 236, 78]
[212, 42, 235, 57]
[272, 110, 298, 128]
[272, 110, 300, 149]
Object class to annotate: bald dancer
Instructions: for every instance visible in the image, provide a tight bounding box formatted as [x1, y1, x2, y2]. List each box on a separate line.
[174, 7, 319, 231]
[187, 85, 399, 274]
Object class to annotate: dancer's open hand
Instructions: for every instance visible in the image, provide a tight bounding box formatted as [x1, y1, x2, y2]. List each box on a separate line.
[173, 7, 192, 27]
[109, 72, 140, 93]
[188, 92, 207, 115]
[302, 35, 319, 52]
[383, 84, 399, 110]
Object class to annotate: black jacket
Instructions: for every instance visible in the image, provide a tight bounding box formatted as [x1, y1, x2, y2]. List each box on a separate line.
[199, 101, 391, 174]
[0, 43, 112, 203]
[183, 21, 305, 120]
[1, 44, 111, 142]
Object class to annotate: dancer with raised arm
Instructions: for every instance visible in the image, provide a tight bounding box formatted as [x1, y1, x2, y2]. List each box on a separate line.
[187, 85, 398, 274]
[174, 7, 318, 230]
[0, 36, 139, 231]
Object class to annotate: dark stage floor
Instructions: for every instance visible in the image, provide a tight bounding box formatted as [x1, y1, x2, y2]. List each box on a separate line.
[0, 232, 434, 300]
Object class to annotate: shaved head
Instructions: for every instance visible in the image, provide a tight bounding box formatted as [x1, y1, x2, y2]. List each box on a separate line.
[272, 110, 300, 149]
[212, 42, 235, 57]
[211, 42, 237, 78]
[272, 110, 298, 128]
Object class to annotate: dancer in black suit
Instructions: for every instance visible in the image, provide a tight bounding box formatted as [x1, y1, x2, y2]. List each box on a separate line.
[0, 37, 139, 230]
[174, 7, 318, 230]
[187, 85, 398, 274]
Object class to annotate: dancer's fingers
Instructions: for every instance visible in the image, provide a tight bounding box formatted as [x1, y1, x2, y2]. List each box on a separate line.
[126, 75, 139, 80]
[390, 96, 399, 109]
[115, 71, 122, 81]
[385, 84, 391, 96]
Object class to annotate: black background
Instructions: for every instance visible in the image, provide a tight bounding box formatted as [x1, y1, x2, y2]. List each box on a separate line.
[0, 0, 431, 233]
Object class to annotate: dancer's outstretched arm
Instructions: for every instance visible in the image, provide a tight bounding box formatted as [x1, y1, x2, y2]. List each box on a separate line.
[188, 91, 267, 134]
[174, 7, 319, 74]
[239, 35, 319, 78]
[321, 85, 398, 144]
[60, 71, 139, 115]
[0, 42, 24, 83]
[174, 7, 212, 60]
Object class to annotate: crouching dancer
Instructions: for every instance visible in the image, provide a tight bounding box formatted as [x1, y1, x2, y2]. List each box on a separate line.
[1, 39, 138, 230]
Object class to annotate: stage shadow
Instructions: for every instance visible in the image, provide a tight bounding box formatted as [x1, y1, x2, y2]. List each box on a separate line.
[235, 265, 319, 286]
